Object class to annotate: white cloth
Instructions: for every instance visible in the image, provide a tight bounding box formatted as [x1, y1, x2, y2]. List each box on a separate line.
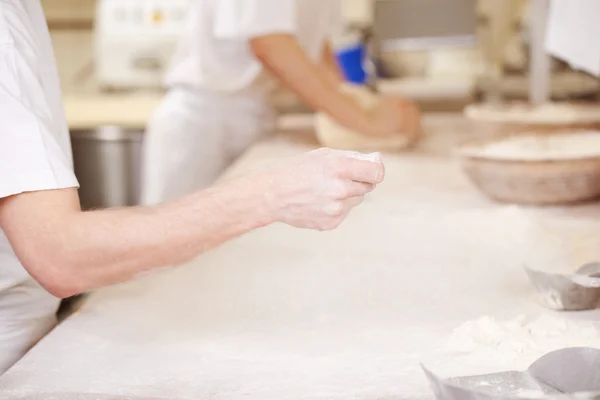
[545, 0, 600, 77]
[0, 0, 79, 374]
[142, 0, 343, 204]
[141, 87, 276, 205]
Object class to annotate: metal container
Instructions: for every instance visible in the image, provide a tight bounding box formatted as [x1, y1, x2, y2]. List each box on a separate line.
[372, 0, 477, 54]
[70, 126, 143, 210]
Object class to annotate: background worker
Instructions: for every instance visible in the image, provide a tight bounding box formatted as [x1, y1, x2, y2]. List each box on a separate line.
[140, 0, 421, 205]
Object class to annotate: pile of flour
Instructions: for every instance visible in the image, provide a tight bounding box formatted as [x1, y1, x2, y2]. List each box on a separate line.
[443, 313, 600, 374]
[460, 131, 600, 161]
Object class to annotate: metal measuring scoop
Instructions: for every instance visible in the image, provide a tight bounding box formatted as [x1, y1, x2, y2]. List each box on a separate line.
[525, 263, 600, 311]
[423, 347, 600, 400]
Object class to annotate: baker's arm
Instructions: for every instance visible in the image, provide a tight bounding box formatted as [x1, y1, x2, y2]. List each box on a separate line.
[251, 34, 372, 132]
[0, 149, 384, 299]
[251, 34, 421, 140]
[318, 40, 345, 87]
[0, 185, 266, 299]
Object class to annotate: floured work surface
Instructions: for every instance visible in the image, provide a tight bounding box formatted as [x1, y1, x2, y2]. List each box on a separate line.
[2, 114, 600, 400]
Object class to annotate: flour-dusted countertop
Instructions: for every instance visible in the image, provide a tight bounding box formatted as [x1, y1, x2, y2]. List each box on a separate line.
[2, 114, 600, 400]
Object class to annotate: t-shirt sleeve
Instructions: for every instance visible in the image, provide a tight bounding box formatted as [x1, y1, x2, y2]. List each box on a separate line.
[0, 38, 78, 199]
[213, 0, 297, 39]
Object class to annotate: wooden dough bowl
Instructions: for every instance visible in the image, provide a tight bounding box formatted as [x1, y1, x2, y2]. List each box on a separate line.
[464, 102, 600, 136]
[457, 133, 600, 206]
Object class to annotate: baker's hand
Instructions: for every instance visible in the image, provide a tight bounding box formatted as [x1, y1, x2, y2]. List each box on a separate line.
[368, 96, 421, 142]
[258, 148, 384, 230]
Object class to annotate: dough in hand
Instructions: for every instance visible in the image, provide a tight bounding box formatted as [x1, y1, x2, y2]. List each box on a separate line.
[314, 84, 412, 151]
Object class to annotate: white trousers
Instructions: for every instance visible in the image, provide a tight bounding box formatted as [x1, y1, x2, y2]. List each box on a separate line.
[140, 87, 277, 205]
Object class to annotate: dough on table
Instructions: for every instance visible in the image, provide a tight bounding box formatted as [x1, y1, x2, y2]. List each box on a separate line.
[314, 84, 412, 151]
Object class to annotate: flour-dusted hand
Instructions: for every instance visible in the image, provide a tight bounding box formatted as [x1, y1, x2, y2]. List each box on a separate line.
[257, 148, 385, 230]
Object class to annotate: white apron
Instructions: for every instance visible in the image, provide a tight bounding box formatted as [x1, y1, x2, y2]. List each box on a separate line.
[140, 88, 276, 205]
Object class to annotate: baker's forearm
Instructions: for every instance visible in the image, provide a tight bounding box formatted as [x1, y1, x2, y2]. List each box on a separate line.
[66, 186, 268, 293]
[0, 149, 386, 299]
[318, 41, 345, 88]
[0, 184, 269, 298]
[251, 34, 371, 133]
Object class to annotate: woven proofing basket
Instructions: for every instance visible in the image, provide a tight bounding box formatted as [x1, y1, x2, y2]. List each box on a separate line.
[458, 134, 600, 205]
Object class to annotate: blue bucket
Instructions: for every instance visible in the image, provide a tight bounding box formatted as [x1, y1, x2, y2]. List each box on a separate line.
[335, 43, 367, 85]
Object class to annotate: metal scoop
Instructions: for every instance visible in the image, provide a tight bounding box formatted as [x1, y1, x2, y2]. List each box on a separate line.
[525, 263, 600, 311]
[423, 347, 600, 400]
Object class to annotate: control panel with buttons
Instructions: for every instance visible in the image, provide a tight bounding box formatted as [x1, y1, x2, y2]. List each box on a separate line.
[94, 0, 193, 89]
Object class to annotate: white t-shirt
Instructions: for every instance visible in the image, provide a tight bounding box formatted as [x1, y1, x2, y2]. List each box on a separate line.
[165, 0, 344, 94]
[0, 0, 79, 374]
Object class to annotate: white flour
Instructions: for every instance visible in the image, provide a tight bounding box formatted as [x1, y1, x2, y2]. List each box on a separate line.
[460, 131, 600, 161]
[443, 313, 600, 375]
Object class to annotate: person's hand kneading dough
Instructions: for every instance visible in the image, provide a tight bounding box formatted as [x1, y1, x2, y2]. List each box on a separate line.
[316, 84, 422, 151]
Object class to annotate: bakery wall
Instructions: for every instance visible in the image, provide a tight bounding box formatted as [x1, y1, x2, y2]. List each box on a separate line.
[43, 0, 530, 95]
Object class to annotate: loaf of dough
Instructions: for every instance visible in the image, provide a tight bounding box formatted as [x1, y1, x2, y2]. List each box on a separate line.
[314, 84, 412, 151]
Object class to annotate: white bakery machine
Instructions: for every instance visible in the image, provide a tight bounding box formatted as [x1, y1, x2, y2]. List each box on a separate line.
[94, 0, 193, 90]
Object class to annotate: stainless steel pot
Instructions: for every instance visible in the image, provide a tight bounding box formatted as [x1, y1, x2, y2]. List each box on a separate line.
[70, 126, 143, 210]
